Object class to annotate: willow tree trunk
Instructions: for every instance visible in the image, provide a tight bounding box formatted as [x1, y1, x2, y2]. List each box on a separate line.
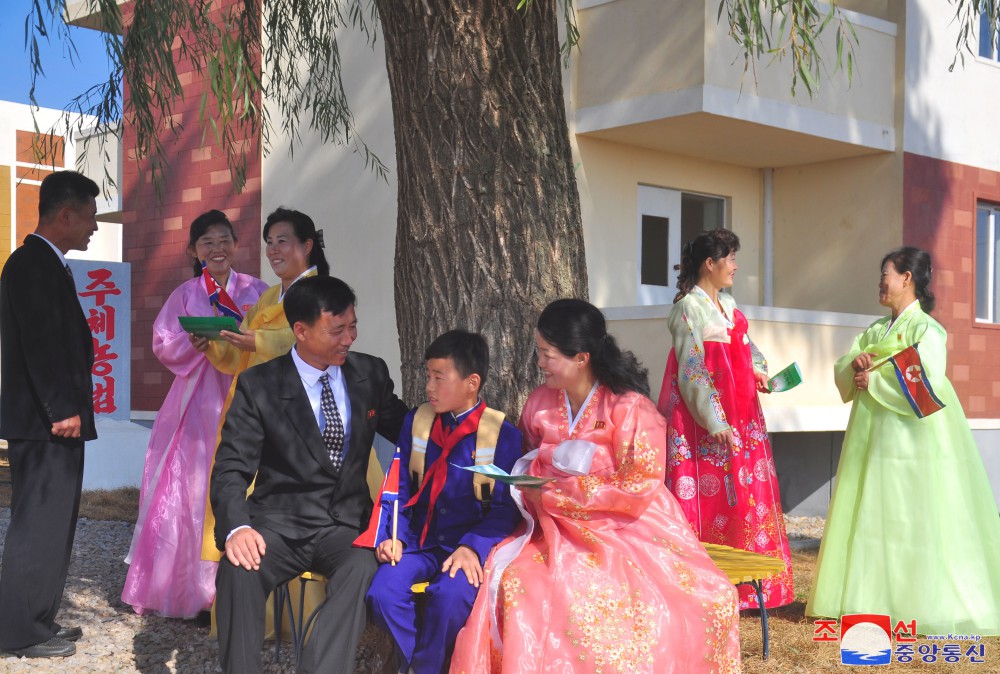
[376, 0, 588, 419]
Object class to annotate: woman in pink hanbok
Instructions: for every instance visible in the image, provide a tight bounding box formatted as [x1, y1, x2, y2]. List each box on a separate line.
[452, 299, 740, 674]
[122, 210, 268, 618]
[658, 229, 793, 609]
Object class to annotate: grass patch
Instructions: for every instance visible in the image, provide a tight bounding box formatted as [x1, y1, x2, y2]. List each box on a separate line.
[739, 548, 998, 673]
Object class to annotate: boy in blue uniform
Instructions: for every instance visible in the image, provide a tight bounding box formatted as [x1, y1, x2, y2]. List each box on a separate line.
[364, 330, 522, 674]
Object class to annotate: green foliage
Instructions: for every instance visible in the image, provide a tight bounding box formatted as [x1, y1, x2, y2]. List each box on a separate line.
[25, 0, 122, 189]
[718, 0, 857, 97]
[517, 0, 580, 64]
[950, 0, 1000, 70]
[22, 1, 994, 194]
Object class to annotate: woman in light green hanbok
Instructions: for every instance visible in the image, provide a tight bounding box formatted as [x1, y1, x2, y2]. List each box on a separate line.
[807, 247, 1000, 636]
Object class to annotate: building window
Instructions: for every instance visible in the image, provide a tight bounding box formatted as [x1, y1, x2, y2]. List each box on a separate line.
[980, 10, 999, 61]
[976, 202, 1000, 323]
[637, 186, 727, 305]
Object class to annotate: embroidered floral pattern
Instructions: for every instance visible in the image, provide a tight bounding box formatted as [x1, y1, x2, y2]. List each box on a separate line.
[566, 581, 657, 673]
[697, 435, 730, 470]
[702, 589, 742, 674]
[667, 428, 692, 469]
[743, 419, 768, 447]
[710, 392, 727, 425]
[749, 339, 768, 375]
[684, 343, 713, 388]
[500, 569, 525, 617]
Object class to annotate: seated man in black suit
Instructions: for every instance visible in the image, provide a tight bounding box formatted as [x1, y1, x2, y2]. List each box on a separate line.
[211, 275, 408, 674]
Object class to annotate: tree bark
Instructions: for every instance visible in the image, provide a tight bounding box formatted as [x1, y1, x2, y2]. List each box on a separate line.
[376, 0, 588, 420]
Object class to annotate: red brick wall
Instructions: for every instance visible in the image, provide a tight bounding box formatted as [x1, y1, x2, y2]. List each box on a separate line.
[903, 152, 1000, 418]
[122, 0, 262, 412]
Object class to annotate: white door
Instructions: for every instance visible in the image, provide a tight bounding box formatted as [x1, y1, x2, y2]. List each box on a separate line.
[636, 185, 682, 305]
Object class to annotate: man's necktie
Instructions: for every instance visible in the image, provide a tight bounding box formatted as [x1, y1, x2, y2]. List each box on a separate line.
[319, 373, 345, 472]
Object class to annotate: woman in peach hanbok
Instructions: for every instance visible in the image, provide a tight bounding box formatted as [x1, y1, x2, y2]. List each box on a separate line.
[451, 299, 740, 674]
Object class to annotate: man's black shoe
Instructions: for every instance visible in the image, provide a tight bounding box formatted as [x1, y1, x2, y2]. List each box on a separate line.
[7, 636, 76, 658]
[55, 626, 83, 642]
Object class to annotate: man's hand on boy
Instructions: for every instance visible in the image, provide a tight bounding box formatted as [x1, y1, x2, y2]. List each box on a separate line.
[442, 545, 483, 587]
[375, 539, 403, 564]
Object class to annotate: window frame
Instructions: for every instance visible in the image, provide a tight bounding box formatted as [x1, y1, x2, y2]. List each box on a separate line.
[979, 9, 1000, 62]
[976, 201, 1000, 324]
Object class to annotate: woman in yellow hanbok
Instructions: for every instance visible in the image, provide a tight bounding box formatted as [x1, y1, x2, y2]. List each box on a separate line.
[199, 207, 329, 561]
[808, 247, 1000, 636]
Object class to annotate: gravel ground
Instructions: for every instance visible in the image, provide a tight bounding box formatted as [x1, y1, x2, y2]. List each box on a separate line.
[0, 508, 823, 672]
[785, 515, 825, 550]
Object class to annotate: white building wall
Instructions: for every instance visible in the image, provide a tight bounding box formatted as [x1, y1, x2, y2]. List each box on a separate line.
[0, 99, 121, 261]
[260, 28, 402, 383]
[904, 0, 1000, 171]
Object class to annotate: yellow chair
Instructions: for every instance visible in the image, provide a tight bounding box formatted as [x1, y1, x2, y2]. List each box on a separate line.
[272, 447, 388, 665]
[702, 542, 787, 660]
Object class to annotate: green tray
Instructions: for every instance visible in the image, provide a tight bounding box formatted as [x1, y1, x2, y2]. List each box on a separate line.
[178, 315, 242, 339]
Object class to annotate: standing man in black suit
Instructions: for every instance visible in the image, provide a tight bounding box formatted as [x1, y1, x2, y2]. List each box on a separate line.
[211, 275, 408, 674]
[0, 171, 99, 658]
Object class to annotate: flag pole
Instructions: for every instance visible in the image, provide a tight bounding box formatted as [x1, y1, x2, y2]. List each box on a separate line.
[390, 500, 398, 567]
[866, 342, 920, 372]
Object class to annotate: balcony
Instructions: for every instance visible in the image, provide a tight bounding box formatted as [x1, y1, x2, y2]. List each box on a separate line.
[573, 0, 897, 167]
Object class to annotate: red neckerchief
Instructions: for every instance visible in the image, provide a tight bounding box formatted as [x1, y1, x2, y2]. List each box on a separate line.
[405, 401, 486, 546]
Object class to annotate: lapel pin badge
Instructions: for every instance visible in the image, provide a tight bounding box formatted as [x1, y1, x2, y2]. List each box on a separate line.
[367, 409, 376, 419]
[594, 421, 606, 429]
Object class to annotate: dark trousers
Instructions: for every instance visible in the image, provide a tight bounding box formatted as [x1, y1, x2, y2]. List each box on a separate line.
[0, 438, 84, 650]
[367, 547, 478, 674]
[215, 523, 377, 674]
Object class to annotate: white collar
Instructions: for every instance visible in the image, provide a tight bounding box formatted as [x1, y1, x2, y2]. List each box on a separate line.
[291, 344, 342, 387]
[278, 265, 318, 302]
[449, 400, 482, 423]
[692, 285, 733, 324]
[563, 382, 599, 436]
[883, 300, 920, 338]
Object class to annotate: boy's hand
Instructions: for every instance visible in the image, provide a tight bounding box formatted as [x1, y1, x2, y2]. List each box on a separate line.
[442, 545, 483, 587]
[375, 539, 403, 564]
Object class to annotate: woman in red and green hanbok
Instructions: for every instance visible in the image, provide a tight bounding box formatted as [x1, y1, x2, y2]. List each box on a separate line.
[658, 229, 794, 609]
[808, 247, 1000, 636]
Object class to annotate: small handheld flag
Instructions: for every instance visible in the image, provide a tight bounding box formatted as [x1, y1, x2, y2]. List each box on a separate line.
[883, 343, 945, 418]
[201, 260, 244, 322]
[354, 447, 401, 549]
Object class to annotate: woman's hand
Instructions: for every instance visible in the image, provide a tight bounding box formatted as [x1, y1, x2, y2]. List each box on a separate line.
[853, 370, 870, 391]
[754, 370, 771, 394]
[189, 334, 210, 353]
[851, 352, 877, 372]
[219, 329, 256, 352]
[711, 428, 735, 450]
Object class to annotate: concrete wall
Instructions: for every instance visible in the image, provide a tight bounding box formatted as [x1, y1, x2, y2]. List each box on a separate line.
[260, 26, 401, 383]
[604, 304, 878, 420]
[904, 0, 1000, 173]
[772, 152, 903, 315]
[0, 100, 119, 265]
